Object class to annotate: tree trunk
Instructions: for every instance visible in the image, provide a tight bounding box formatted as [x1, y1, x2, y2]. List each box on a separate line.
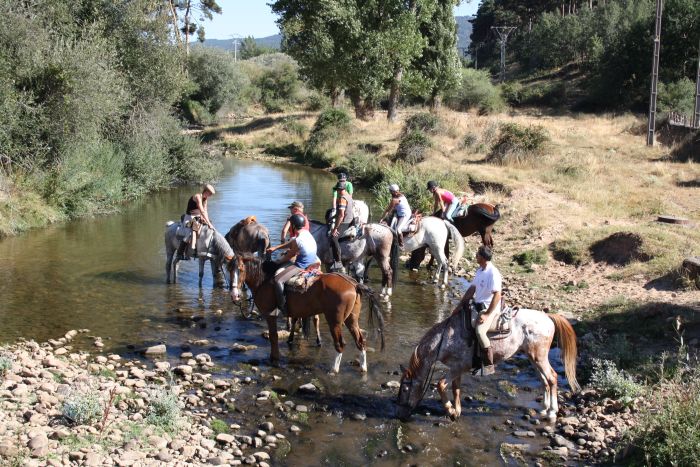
[330, 87, 342, 108]
[428, 91, 442, 113]
[387, 65, 403, 122]
[349, 89, 367, 120]
[184, 0, 191, 56]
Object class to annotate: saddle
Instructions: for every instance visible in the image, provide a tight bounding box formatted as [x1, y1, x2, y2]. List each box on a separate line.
[461, 302, 519, 372]
[285, 268, 323, 294]
[403, 211, 423, 240]
[241, 215, 257, 226]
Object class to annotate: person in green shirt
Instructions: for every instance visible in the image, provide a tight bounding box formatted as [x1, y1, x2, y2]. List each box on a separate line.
[331, 172, 354, 204]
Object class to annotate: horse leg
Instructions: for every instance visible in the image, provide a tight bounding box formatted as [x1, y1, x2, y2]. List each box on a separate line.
[327, 319, 345, 374]
[287, 317, 296, 346]
[166, 251, 174, 284]
[267, 315, 280, 364]
[451, 376, 462, 419]
[437, 378, 457, 419]
[344, 299, 367, 372]
[485, 226, 494, 248]
[198, 258, 205, 288]
[171, 254, 180, 284]
[528, 347, 558, 421]
[314, 315, 322, 347]
[354, 261, 365, 284]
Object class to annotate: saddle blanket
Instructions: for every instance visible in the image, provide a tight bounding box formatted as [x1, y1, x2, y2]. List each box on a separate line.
[285, 269, 323, 293]
[470, 305, 518, 336]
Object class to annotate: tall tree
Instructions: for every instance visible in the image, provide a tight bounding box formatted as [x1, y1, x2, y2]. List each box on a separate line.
[168, 0, 222, 55]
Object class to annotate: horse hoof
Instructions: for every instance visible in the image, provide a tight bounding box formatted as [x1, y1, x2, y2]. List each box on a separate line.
[360, 366, 368, 373]
[547, 410, 557, 422]
[440, 284, 446, 290]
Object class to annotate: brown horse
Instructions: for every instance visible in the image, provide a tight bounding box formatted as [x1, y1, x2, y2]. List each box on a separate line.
[224, 216, 270, 258]
[229, 254, 385, 371]
[407, 203, 500, 270]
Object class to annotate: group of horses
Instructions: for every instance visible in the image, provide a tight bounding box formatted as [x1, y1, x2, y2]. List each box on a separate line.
[163, 202, 580, 422]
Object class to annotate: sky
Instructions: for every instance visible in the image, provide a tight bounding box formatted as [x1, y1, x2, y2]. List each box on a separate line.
[204, 1, 481, 41]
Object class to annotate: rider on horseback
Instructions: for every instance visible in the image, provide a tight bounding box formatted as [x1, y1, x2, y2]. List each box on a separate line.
[330, 181, 354, 273]
[280, 201, 309, 243]
[451, 245, 502, 376]
[379, 184, 412, 247]
[427, 181, 459, 223]
[331, 172, 354, 207]
[266, 214, 320, 317]
[178, 184, 216, 260]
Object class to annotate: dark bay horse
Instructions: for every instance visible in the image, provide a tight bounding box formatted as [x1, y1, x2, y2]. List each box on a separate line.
[229, 254, 385, 371]
[225, 216, 270, 258]
[396, 308, 579, 422]
[407, 203, 500, 269]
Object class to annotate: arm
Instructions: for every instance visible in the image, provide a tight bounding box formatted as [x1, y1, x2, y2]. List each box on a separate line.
[451, 285, 476, 315]
[437, 189, 446, 212]
[195, 195, 214, 229]
[267, 237, 296, 254]
[380, 199, 398, 223]
[432, 192, 440, 213]
[280, 220, 291, 243]
[332, 200, 347, 236]
[277, 239, 300, 263]
[478, 291, 502, 324]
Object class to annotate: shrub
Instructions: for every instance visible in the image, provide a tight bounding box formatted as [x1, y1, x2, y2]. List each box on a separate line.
[181, 99, 215, 126]
[658, 78, 696, 118]
[487, 123, 549, 165]
[445, 69, 506, 114]
[550, 238, 587, 266]
[0, 353, 12, 378]
[62, 389, 102, 425]
[168, 133, 222, 184]
[626, 372, 700, 466]
[304, 108, 352, 167]
[394, 130, 431, 164]
[403, 113, 442, 136]
[187, 48, 249, 115]
[281, 117, 307, 138]
[463, 133, 478, 149]
[342, 152, 384, 187]
[210, 418, 229, 435]
[146, 387, 183, 433]
[512, 248, 548, 269]
[589, 359, 643, 404]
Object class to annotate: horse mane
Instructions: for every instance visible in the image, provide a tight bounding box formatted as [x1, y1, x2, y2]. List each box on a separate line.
[404, 319, 449, 379]
[239, 253, 275, 287]
[212, 231, 233, 259]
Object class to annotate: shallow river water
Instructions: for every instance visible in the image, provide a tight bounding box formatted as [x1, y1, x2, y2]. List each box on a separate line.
[0, 159, 567, 465]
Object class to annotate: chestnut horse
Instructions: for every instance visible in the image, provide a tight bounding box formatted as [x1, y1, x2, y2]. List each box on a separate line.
[229, 254, 384, 372]
[407, 203, 500, 270]
[224, 216, 270, 258]
[396, 308, 579, 422]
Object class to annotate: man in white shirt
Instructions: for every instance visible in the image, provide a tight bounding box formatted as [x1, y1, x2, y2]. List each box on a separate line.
[452, 245, 502, 376]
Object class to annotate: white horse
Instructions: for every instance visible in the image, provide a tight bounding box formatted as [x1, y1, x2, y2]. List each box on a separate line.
[396, 308, 580, 422]
[402, 217, 465, 288]
[164, 222, 234, 287]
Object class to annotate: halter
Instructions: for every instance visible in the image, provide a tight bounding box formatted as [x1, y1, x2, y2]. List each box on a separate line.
[397, 326, 446, 411]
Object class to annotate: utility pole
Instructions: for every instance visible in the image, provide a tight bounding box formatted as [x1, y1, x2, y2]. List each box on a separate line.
[647, 0, 663, 146]
[694, 39, 700, 129]
[473, 43, 483, 70]
[230, 34, 242, 62]
[491, 26, 516, 83]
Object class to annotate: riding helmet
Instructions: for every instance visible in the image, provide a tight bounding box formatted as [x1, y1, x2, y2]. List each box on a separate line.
[388, 183, 400, 193]
[290, 214, 306, 229]
[427, 180, 438, 190]
[337, 172, 348, 181]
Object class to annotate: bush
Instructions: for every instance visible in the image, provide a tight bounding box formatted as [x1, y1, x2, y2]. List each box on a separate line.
[659, 78, 696, 118]
[550, 238, 588, 266]
[0, 353, 12, 378]
[168, 133, 222, 184]
[394, 130, 431, 164]
[626, 372, 700, 466]
[146, 387, 183, 433]
[342, 152, 384, 187]
[304, 108, 352, 167]
[512, 248, 548, 269]
[181, 99, 215, 126]
[62, 389, 102, 425]
[187, 48, 249, 115]
[502, 82, 568, 107]
[281, 117, 307, 137]
[210, 418, 229, 435]
[487, 123, 549, 165]
[403, 113, 442, 136]
[589, 359, 644, 404]
[445, 69, 506, 114]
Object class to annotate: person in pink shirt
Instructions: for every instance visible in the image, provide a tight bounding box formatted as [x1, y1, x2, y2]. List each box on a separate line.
[427, 180, 459, 222]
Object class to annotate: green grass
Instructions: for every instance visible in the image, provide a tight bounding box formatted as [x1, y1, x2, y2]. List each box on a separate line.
[210, 418, 229, 435]
[512, 248, 548, 270]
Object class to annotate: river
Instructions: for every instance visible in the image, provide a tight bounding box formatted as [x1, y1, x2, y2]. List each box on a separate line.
[0, 159, 560, 465]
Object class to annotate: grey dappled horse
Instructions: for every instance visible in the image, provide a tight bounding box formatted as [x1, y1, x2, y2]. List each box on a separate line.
[402, 216, 465, 288]
[224, 216, 270, 258]
[397, 309, 580, 422]
[164, 221, 234, 287]
[310, 221, 399, 300]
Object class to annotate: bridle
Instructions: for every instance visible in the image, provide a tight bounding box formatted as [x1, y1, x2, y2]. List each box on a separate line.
[397, 328, 446, 411]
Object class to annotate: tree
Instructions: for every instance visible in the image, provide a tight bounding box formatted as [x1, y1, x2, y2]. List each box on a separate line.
[168, 0, 222, 55]
[240, 36, 273, 60]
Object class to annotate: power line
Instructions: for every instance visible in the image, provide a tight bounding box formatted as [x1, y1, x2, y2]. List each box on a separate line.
[647, 0, 663, 146]
[491, 26, 516, 83]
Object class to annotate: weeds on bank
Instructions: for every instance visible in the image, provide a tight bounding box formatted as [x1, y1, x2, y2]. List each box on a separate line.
[145, 387, 184, 434]
[210, 418, 229, 435]
[589, 359, 644, 405]
[0, 352, 13, 378]
[62, 388, 102, 426]
[512, 248, 548, 271]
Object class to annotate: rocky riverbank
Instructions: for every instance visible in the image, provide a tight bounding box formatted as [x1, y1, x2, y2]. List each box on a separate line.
[0, 330, 312, 466]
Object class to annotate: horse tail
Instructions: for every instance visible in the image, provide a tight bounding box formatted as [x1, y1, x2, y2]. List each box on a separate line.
[390, 231, 399, 287]
[356, 282, 385, 351]
[445, 221, 465, 271]
[549, 314, 581, 393]
[492, 204, 501, 221]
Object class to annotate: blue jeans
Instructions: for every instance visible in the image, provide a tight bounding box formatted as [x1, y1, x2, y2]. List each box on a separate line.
[445, 200, 460, 222]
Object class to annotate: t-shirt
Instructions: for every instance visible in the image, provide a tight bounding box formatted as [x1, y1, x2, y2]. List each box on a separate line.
[332, 181, 354, 201]
[472, 262, 502, 309]
[294, 230, 318, 269]
[287, 208, 309, 235]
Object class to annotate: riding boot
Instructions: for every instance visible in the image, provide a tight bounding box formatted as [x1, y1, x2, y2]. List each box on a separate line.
[480, 347, 495, 376]
[177, 241, 189, 261]
[270, 281, 286, 318]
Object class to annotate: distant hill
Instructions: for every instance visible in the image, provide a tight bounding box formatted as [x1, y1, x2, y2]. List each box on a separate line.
[201, 16, 470, 56]
[200, 34, 282, 52]
[455, 16, 473, 57]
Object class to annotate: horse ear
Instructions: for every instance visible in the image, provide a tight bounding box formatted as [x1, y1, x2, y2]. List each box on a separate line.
[399, 364, 407, 374]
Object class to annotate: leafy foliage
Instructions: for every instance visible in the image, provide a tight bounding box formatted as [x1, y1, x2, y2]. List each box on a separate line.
[589, 359, 644, 404]
[403, 113, 442, 136]
[146, 387, 184, 433]
[394, 130, 432, 164]
[445, 69, 505, 114]
[62, 389, 102, 425]
[187, 48, 249, 115]
[487, 123, 549, 164]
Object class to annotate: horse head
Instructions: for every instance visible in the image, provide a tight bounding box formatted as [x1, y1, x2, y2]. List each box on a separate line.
[396, 363, 424, 421]
[229, 253, 271, 302]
